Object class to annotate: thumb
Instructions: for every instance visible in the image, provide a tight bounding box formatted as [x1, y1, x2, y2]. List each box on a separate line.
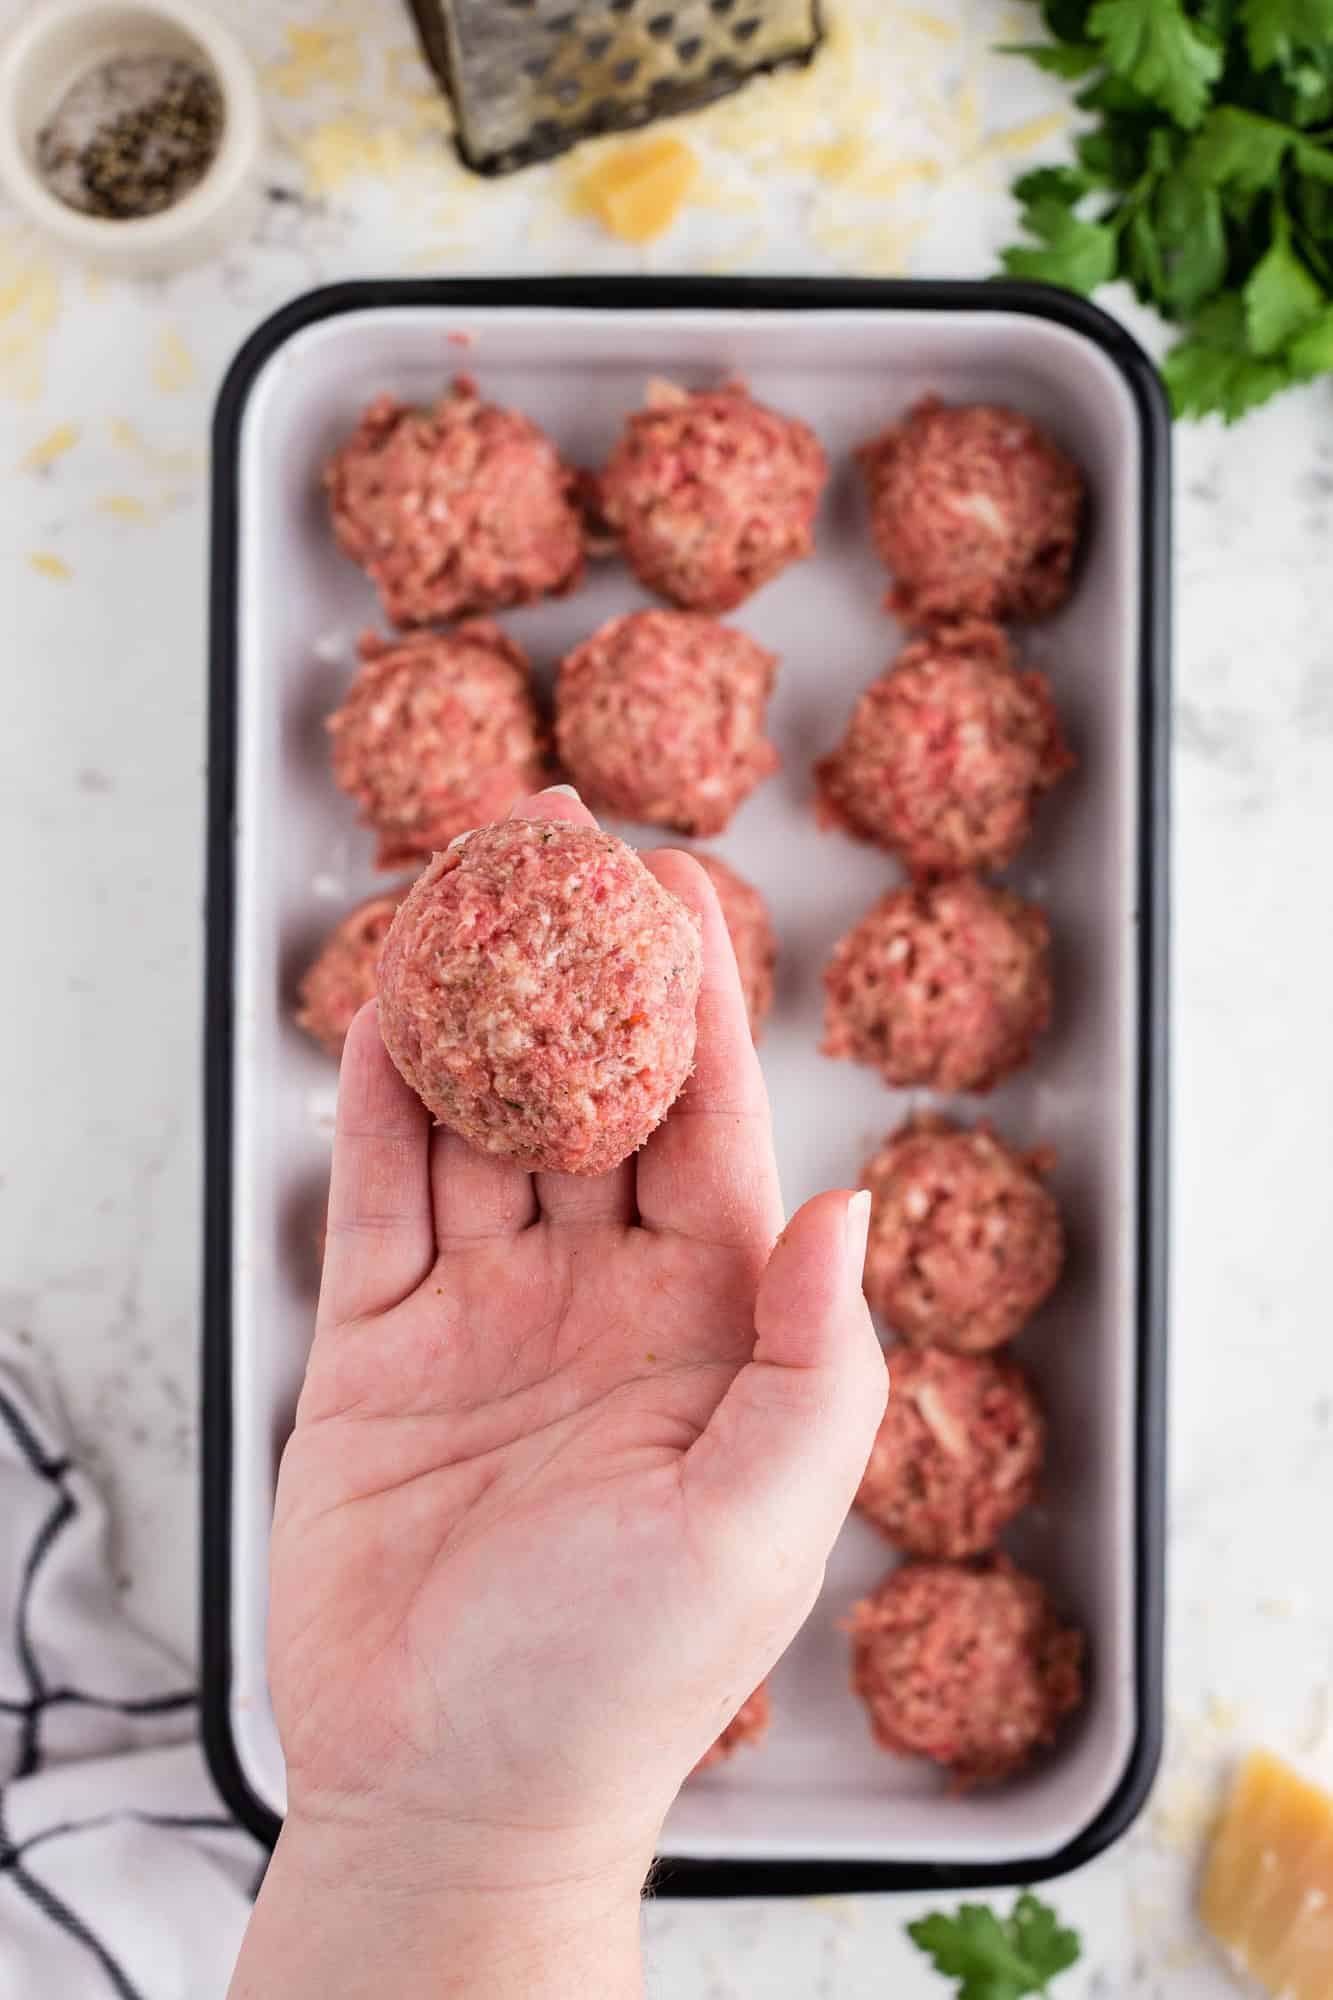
[683, 1190, 889, 1568]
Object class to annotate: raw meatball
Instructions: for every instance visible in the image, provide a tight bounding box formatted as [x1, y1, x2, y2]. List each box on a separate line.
[861, 1116, 1065, 1352]
[858, 398, 1084, 626]
[377, 819, 702, 1176]
[696, 853, 777, 1041]
[855, 1347, 1044, 1558]
[295, 890, 405, 1059]
[554, 610, 778, 837]
[599, 379, 826, 611]
[328, 624, 547, 871]
[815, 621, 1074, 875]
[822, 877, 1052, 1094]
[325, 375, 584, 626]
[694, 1684, 772, 1774]
[849, 1556, 1084, 1787]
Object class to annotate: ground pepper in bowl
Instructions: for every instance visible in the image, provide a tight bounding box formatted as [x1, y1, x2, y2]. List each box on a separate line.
[37, 53, 223, 220]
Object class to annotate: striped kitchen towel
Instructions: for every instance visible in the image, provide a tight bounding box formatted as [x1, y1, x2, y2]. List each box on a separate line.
[0, 1332, 259, 1998]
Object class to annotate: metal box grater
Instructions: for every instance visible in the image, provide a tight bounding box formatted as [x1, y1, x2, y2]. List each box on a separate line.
[406, 0, 823, 176]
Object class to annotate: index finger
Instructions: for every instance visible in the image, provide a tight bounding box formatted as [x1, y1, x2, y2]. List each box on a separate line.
[635, 850, 785, 1251]
[320, 1000, 434, 1327]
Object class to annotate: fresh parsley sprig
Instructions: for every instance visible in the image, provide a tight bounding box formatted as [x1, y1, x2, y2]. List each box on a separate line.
[999, 0, 1333, 420]
[907, 1892, 1082, 2000]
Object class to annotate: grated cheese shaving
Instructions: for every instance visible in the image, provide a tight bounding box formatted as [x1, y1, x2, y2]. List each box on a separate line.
[21, 423, 79, 471]
[264, 24, 363, 101]
[0, 233, 61, 404]
[152, 328, 197, 394]
[29, 551, 71, 579]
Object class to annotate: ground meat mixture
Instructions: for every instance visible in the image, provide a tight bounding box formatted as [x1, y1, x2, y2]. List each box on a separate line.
[815, 621, 1074, 876]
[295, 890, 406, 1059]
[325, 375, 585, 627]
[377, 819, 702, 1176]
[554, 610, 779, 836]
[822, 877, 1052, 1094]
[599, 379, 827, 611]
[855, 1347, 1045, 1558]
[695, 853, 777, 1041]
[849, 1556, 1084, 1787]
[328, 624, 548, 871]
[693, 1684, 772, 1774]
[860, 1116, 1065, 1351]
[858, 398, 1084, 627]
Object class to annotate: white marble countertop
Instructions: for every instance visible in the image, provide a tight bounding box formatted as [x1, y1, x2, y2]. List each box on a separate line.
[3, 0, 1332, 1991]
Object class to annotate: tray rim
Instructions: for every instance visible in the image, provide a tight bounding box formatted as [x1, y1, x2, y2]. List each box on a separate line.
[201, 273, 1171, 1896]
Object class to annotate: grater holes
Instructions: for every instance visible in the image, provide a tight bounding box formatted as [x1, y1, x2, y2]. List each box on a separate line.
[553, 77, 581, 104]
[646, 12, 675, 37]
[731, 15, 761, 40]
[609, 0, 636, 11]
[613, 55, 641, 82]
[710, 0, 737, 12]
[523, 53, 551, 79]
[545, 10, 576, 32]
[708, 54, 739, 80]
[530, 117, 562, 147]
[583, 32, 613, 59]
[649, 74, 678, 101]
[675, 34, 702, 61]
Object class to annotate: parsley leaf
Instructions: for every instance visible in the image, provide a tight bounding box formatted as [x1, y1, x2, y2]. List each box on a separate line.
[907, 1894, 1083, 1999]
[998, 40, 1103, 77]
[1163, 294, 1293, 419]
[1186, 105, 1296, 190]
[1151, 174, 1229, 311]
[999, 0, 1333, 417]
[1244, 220, 1325, 351]
[1001, 198, 1118, 291]
[1246, 0, 1333, 73]
[1088, 0, 1223, 128]
[1007, 1894, 1082, 1981]
[1288, 302, 1333, 373]
[1011, 164, 1094, 207]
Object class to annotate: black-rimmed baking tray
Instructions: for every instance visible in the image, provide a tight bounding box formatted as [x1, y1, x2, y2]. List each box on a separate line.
[203, 276, 1169, 1893]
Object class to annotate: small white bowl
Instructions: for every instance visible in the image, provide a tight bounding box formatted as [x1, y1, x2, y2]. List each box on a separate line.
[0, 0, 263, 275]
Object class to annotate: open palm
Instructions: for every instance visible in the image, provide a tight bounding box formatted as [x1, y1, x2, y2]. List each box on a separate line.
[268, 790, 886, 1881]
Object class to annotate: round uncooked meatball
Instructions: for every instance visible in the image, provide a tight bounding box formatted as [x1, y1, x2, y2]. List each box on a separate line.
[693, 1684, 772, 1775]
[858, 398, 1084, 627]
[815, 621, 1074, 875]
[822, 877, 1052, 1094]
[377, 819, 702, 1176]
[555, 610, 779, 837]
[328, 624, 548, 871]
[860, 1116, 1065, 1351]
[599, 379, 827, 611]
[855, 1347, 1044, 1558]
[295, 890, 406, 1059]
[849, 1556, 1084, 1787]
[696, 853, 777, 1041]
[325, 375, 585, 627]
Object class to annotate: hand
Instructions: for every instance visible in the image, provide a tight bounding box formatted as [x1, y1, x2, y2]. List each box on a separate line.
[232, 789, 886, 1998]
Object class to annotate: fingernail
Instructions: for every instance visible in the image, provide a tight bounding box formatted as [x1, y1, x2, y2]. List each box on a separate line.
[845, 1189, 872, 1292]
[447, 829, 476, 850]
[543, 783, 581, 801]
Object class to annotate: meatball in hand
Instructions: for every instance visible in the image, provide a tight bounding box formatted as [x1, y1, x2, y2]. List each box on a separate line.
[234, 785, 887, 2000]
